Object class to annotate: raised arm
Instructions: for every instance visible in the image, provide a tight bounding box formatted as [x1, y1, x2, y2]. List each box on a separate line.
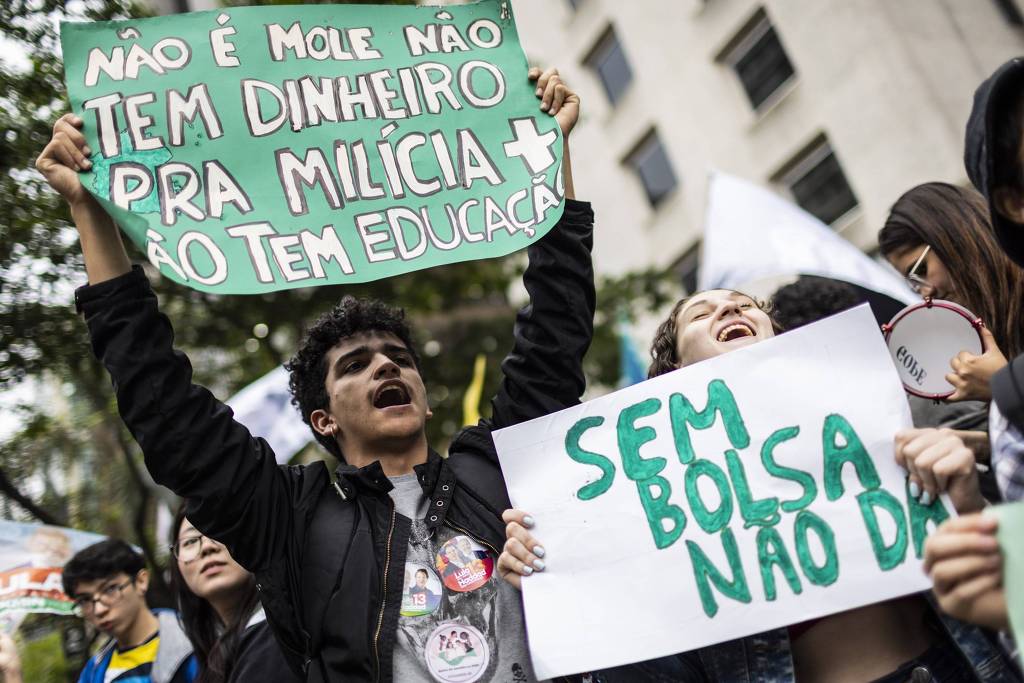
[487, 68, 595, 429]
[36, 115, 308, 573]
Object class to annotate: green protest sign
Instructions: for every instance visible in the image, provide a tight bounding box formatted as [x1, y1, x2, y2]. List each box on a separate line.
[59, 0, 564, 294]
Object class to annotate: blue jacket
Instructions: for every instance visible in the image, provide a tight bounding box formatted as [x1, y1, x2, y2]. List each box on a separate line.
[78, 609, 199, 683]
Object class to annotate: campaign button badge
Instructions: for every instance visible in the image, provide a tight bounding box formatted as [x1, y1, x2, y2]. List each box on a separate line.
[424, 622, 490, 683]
[400, 562, 442, 617]
[434, 535, 493, 593]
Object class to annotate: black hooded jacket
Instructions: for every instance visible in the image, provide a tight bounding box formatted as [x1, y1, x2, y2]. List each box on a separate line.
[75, 200, 596, 682]
[964, 58, 1024, 431]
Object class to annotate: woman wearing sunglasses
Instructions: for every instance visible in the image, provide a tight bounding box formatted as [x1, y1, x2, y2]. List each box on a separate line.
[169, 508, 300, 683]
[879, 182, 1024, 403]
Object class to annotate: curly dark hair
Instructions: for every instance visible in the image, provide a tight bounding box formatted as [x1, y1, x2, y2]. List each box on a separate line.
[286, 296, 421, 460]
[770, 276, 862, 331]
[62, 539, 146, 596]
[647, 290, 775, 379]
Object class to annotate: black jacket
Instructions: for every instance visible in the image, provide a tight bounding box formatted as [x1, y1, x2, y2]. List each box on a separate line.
[77, 200, 596, 682]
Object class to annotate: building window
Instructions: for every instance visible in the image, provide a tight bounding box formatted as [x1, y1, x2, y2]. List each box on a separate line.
[993, 0, 1024, 25]
[624, 130, 678, 207]
[774, 135, 858, 226]
[673, 243, 701, 295]
[583, 27, 633, 105]
[717, 8, 796, 110]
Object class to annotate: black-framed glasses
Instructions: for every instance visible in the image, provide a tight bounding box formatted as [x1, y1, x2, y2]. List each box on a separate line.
[905, 245, 931, 294]
[170, 534, 206, 563]
[72, 578, 134, 616]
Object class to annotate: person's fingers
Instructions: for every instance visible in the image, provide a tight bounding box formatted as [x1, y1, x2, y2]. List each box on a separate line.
[923, 530, 999, 572]
[527, 66, 542, 82]
[502, 509, 535, 528]
[52, 112, 82, 134]
[540, 73, 561, 112]
[979, 325, 998, 353]
[941, 570, 1003, 616]
[938, 513, 999, 535]
[496, 551, 525, 590]
[930, 553, 1002, 596]
[535, 66, 558, 100]
[45, 136, 81, 171]
[56, 132, 90, 169]
[550, 83, 567, 115]
[506, 521, 545, 563]
[912, 443, 943, 503]
[505, 536, 544, 571]
[55, 116, 88, 146]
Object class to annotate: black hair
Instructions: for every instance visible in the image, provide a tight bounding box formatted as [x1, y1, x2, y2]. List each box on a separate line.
[415, 568, 428, 577]
[168, 507, 260, 683]
[992, 80, 1024, 195]
[62, 539, 146, 596]
[286, 296, 421, 460]
[770, 276, 862, 331]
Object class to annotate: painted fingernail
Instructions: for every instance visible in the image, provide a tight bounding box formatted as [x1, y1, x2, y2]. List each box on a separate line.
[920, 492, 932, 506]
[536, 88, 542, 96]
[522, 565, 533, 576]
[82, 159, 92, 168]
[533, 545, 545, 558]
[522, 515, 535, 528]
[532, 559, 545, 571]
[83, 146, 92, 156]
[540, 102, 548, 111]
[909, 482, 921, 499]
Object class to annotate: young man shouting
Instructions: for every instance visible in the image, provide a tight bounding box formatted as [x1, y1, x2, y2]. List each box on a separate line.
[37, 67, 592, 682]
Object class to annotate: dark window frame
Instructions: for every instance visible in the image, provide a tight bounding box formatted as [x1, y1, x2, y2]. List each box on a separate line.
[717, 8, 797, 111]
[623, 129, 679, 208]
[583, 26, 634, 105]
[774, 134, 859, 227]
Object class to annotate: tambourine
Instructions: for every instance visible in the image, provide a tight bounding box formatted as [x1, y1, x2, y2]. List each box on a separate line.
[882, 299, 984, 399]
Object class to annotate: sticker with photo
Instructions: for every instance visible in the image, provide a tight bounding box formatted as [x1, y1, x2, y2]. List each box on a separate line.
[400, 563, 442, 617]
[434, 535, 493, 593]
[424, 622, 490, 683]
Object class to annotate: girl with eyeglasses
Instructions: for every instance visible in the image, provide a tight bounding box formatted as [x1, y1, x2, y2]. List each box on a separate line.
[169, 508, 299, 683]
[879, 182, 1024, 403]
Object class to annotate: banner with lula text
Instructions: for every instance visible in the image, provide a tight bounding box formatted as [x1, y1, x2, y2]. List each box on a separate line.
[493, 305, 946, 678]
[60, 0, 564, 294]
[0, 521, 107, 629]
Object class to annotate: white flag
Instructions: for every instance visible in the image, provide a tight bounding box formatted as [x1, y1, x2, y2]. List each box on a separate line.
[700, 172, 917, 306]
[227, 366, 310, 464]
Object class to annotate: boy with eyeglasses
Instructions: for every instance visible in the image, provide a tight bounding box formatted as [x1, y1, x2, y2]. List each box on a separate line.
[62, 539, 198, 683]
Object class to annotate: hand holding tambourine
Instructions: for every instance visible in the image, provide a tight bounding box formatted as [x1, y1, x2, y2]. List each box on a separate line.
[946, 325, 1007, 402]
[884, 299, 1004, 402]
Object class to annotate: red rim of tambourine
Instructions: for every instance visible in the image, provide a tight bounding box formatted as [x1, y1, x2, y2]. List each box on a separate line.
[880, 297, 985, 400]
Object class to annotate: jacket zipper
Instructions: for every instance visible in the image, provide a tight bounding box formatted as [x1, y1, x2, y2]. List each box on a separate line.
[443, 518, 500, 557]
[373, 500, 397, 682]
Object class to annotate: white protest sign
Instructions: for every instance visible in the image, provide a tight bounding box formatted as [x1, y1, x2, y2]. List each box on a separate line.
[493, 305, 948, 678]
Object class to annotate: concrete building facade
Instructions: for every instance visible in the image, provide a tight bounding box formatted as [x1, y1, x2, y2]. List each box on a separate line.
[510, 0, 1024, 289]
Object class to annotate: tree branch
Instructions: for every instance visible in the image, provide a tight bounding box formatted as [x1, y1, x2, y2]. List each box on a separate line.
[0, 465, 67, 527]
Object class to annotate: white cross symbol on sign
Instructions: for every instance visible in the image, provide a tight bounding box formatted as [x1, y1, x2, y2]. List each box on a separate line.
[503, 118, 558, 175]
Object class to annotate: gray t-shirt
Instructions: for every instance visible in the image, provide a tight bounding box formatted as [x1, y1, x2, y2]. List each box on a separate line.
[388, 473, 538, 683]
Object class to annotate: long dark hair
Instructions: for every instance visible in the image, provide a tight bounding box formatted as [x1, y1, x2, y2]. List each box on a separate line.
[169, 507, 260, 683]
[647, 290, 777, 378]
[879, 182, 1024, 358]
